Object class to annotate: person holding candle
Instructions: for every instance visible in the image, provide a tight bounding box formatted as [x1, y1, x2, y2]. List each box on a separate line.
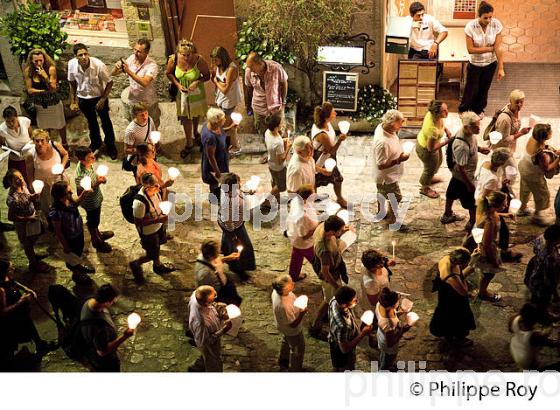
[201, 107, 235, 202]
[217, 173, 256, 280]
[188, 285, 232, 372]
[80, 284, 134, 372]
[311, 102, 348, 208]
[359, 250, 395, 324]
[195, 240, 242, 306]
[375, 287, 411, 370]
[286, 136, 331, 194]
[287, 184, 319, 282]
[49, 180, 95, 284]
[459, 1, 504, 116]
[135, 143, 175, 200]
[123, 102, 157, 177]
[210, 46, 242, 155]
[263, 112, 291, 210]
[309, 215, 349, 339]
[518, 124, 560, 226]
[271, 274, 307, 371]
[3, 169, 50, 273]
[24, 129, 69, 215]
[328, 285, 372, 371]
[0, 106, 33, 183]
[129, 173, 176, 283]
[372, 110, 410, 231]
[415, 100, 452, 199]
[74, 146, 113, 253]
[429, 247, 476, 346]
[441, 112, 490, 231]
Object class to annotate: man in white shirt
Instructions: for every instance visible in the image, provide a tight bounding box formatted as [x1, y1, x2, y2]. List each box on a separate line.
[129, 173, 175, 283]
[407, 2, 448, 60]
[112, 39, 160, 127]
[188, 285, 232, 372]
[0, 106, 33, 183]
[68, 43, 117, 159]
[287, 136, 331, 193]
[271, 274, 307, 371]
[372, 110, 410, 231]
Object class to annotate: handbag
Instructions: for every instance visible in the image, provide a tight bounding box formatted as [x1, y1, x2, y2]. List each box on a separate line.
[167, 54, 178, 101]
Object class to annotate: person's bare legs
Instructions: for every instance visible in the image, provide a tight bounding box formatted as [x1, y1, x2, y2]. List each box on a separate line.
[334, 181, 347, 208]
[193, 117, 200, 142]
[58, 127, 68, 148]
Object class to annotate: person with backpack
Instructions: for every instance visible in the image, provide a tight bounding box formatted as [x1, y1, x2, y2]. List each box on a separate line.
[441, 111, 490, 231]
[24, 129, 69, 215]
[123, 102, 157, 176]
[80, 284, 134, 372]
[429, 248, 476, 346]
[129, 173, 175, 283]
[524, 225, 560, 324]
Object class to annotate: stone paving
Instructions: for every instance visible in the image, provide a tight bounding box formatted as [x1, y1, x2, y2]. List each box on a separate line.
[2, 110, 560, 372]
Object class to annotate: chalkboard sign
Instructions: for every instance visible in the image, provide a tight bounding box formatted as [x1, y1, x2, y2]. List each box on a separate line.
[322, 71, 359, 112]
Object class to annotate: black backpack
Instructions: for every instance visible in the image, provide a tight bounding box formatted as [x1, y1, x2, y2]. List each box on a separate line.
[445, 136, 468, 170]
[60, 317, 105, 361]
[119, 185, 149, 224]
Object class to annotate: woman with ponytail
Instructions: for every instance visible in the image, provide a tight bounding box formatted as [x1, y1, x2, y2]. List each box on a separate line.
[310, 102, 348, 208]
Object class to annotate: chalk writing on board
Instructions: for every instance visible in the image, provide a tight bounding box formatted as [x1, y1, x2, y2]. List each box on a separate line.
[322, 71, 359, 112]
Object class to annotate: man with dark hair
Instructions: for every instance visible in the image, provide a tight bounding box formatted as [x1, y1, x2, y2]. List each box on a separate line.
[112, 38, 160, 127]
[310, 215, 349, 339]
[74, 146, 113, 253]
[0, 106, 33, 184]
[80, 284, 134, 372]
[68, 44, 117, 159]
[328, 285, 372, 371]
[407, 2, 448, 60]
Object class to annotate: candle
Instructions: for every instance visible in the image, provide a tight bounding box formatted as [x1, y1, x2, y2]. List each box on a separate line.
[338, 120, 351, 135]
[96, 164, 109, 177]
[337, 209, 349, 224]
[529, 114, 542, 128]
[505, 165, 517, 179]
[236, 245, 243, 253]
[51, 163, 64, 175]
[293, 295, 308, 310]
[400, 297, 413, 313]
[127, 312, 141, 330]
[159, 201, 172, 215]
[324, 158, 337, 172]
[287, 130, 292, 140]
[361, 310, 374, 326]
[245, 175, 260, 191]
[168, 167, 181, 180]
[32, 180, 44, 194]
[471, 227, 484, 244]
[226, 304, 241, 319]
[326, 201, 341, 216]
[149, 131, 161, 145]
[406, 312, 419, 326]
[230, 112, 243, 125]
[391, 240, 396, 259]
[510, 198, 522, 214]
[80, 176, 92, 191]
[402, 141, 415, 156]
[489, 131, 502, 145]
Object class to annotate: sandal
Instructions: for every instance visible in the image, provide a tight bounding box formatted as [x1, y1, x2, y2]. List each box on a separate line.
[479, 293, 502, 303]
[440, 213, 465, 224]
[420, 187, 440, 199]
[180, 146, 193, 159]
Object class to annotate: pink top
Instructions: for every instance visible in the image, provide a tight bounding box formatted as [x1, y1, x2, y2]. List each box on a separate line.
[136, 159, 163, 186]
[244, 60, 288, 116]
[126, 55, 159, 106]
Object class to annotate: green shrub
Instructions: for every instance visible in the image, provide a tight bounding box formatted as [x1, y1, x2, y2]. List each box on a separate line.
[351, 84, 397, 127]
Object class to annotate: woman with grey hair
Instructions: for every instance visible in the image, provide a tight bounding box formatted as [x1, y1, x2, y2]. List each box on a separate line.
[200, 107, 238, 200]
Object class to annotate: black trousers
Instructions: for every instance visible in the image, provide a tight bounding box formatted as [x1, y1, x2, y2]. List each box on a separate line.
[459, 61, 497, 115]
[78, 96, 116, 151]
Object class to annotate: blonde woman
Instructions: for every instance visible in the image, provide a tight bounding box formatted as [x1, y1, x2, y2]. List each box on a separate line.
[23, 49, 67, 148]
[166, 40, 210, 158]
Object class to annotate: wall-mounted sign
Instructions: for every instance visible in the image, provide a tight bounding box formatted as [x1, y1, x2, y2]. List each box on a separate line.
[322, 71, 359, 112]
[136, 21, 153, 39]
[317, 46, 364, 66]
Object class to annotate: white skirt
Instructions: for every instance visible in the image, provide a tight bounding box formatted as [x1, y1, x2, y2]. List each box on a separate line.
[36, 101, 66, 130]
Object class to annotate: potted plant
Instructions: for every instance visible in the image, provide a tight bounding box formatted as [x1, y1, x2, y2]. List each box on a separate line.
[352, 84, 397, 129]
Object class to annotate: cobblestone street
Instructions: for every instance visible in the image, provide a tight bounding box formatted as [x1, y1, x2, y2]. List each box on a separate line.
[2, 108, 560, 372]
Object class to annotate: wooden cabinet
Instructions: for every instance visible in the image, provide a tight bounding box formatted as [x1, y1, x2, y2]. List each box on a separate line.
[397, 60, 437, 127]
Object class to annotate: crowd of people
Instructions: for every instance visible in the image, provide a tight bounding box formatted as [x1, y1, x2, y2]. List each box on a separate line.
[1, 0, 560, 373]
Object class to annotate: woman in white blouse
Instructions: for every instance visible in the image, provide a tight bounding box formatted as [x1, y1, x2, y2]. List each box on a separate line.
[459, 1, 504, 115]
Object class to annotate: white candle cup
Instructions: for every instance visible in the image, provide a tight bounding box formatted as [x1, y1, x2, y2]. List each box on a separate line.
[230, 112, 243, 125]
[51, 163, 64, 175]
[338, 120, 351, 135]
[245, 175, 260, 192]
[529, 114, 542, 128]
[226, 304, 241, 319]
[324, 158, 337, 172]
[293, 295, 308, 310]
[337, 209, 350, 225]
[361, 310, 374, 326]
[96, 164, 109, 177]
[168, 167, 181, 180]
[406, 312, 420, 326]
[391, 240, 396, 259]
[489, 131, 503, 145]
[80, 176, 92, 191]
[236, 245, 243, 253]
[326, 201, 341, 216]
[32, 180, 44, 194]
[472, 227, 485, 244]
[402, 141, 415, 156]
[159, 201, 172, 215]
[127, 312, 141, 330]
[510, 198, 522, 214]
[149, 131, 161, 145]
[400, 298, 413, 313]
[505, 166, 517, 179]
